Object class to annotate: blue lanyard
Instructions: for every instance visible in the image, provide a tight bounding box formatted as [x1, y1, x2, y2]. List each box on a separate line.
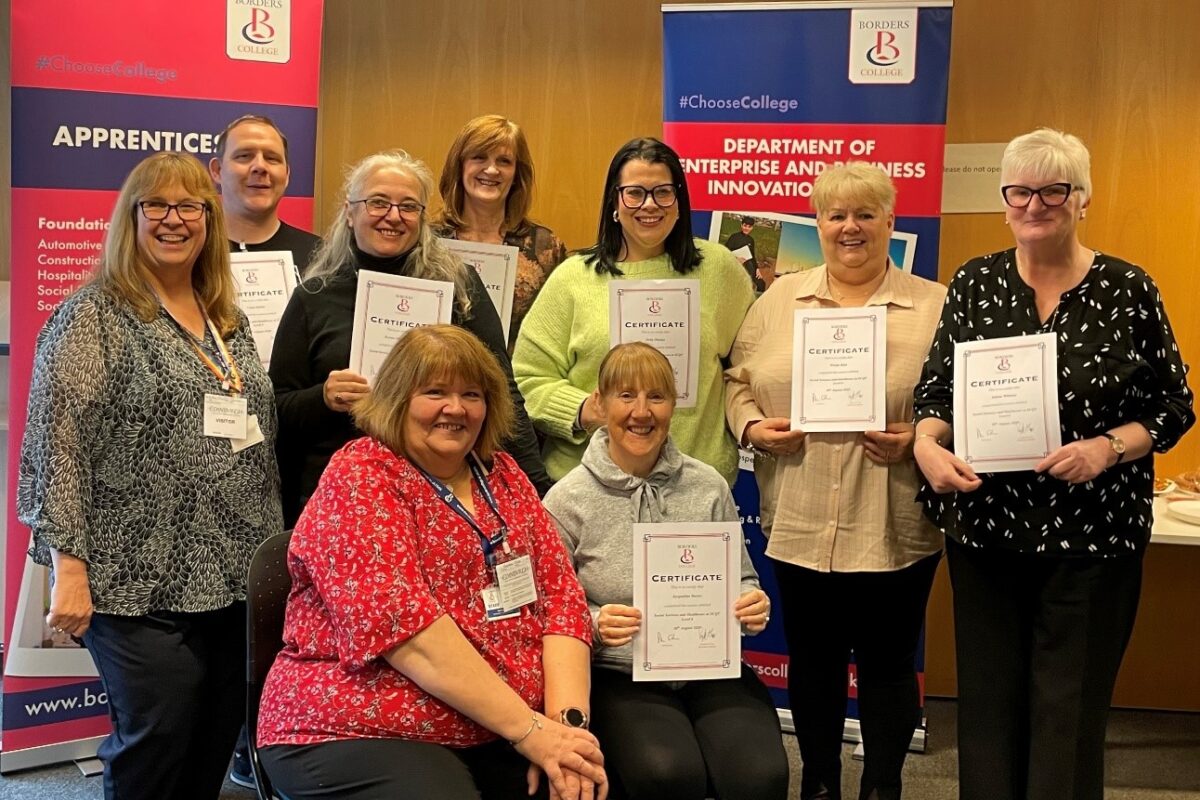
[415, 455, 508, 567]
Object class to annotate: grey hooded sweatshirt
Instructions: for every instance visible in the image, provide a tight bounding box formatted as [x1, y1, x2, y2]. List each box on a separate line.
[543, 428, 761, 674]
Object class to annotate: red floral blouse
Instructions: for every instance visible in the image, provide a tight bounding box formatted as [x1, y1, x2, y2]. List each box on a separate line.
[257, 438, 591, 748]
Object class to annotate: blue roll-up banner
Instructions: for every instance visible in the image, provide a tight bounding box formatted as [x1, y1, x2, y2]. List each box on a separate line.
[663, 1, 953, 748]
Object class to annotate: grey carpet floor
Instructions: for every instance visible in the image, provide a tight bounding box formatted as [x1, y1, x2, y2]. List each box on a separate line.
[0, 699, 1197, 798]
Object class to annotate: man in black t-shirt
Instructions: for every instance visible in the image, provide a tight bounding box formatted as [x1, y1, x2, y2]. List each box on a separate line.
[210, 114, 320, 792]
[209, 114, 320, 271]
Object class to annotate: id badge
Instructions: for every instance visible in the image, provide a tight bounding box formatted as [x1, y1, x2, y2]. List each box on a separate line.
[482, 585, 520, 621]
[231, 414, 264, 453]
[494, 551, 538, 612]
[204, 394, 248, 439]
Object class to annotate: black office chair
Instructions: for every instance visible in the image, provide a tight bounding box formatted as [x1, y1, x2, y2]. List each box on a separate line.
[246, 530, 293, 800]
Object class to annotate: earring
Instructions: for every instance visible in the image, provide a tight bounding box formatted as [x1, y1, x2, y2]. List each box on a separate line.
[1080, 210, 1087, 219]
[613, 209, 619, 222]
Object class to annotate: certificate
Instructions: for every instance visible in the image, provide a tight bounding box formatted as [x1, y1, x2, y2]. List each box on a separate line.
[440, 238, 518, 342]
[348, 269, 454, 383]
[953, 332, 1062, 472]
[609, 280, 700, 408]
[230, 250, 298, 369]
[790, 307, 886, 432]
[631, 522, 741, 682]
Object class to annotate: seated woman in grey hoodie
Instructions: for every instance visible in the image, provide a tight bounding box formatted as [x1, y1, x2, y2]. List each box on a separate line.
[543, 342, 789, 800]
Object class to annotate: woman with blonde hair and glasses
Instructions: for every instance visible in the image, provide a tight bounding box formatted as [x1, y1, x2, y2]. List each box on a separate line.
[269, 149, 550, 525]
[19, 151, 282, 799]
[433, 114, 568, 351]
[726, 163, 947, 800]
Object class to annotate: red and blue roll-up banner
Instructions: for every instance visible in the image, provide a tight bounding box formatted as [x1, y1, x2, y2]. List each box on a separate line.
[663, 1, 953, 747]
[4, 1, 323, 771]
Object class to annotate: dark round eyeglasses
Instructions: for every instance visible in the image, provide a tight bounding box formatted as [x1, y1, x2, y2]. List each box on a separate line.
[1000, 182, 1073, 209]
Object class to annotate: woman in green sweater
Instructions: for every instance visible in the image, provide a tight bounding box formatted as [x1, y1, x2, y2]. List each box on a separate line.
[513, 138, 755, 483]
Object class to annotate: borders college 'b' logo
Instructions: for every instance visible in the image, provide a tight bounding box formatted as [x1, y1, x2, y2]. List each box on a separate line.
[866, 31, 901, 66]
[227, 0, 291, 64]
[242, 9, 275, 44]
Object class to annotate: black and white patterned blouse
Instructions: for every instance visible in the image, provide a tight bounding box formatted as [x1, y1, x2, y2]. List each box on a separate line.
[18, 283, 283, 615]
[914, 249, 1194, 556]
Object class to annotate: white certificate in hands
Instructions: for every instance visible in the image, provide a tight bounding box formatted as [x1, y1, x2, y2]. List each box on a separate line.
[631, 522, 741, 682]
[609, 280, 701, 408]
[791, 307, 887, 432]
[440, 239, 518, 342]
[230, 251, 299, 369]
[953, 332, 1061, 472]
[349, 269, 454, 383]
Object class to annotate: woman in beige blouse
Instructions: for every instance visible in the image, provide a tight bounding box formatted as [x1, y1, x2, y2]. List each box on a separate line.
[724, 163, 946, 800]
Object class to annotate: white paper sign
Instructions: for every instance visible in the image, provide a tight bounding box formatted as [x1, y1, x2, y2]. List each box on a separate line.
[348, 269, 454, 383]
[791, 307, 887, 432]
[230, 250, 299, 369]
[609, 280, 701, 408]
[440, 238, 518, 342]
[632, 522, 742, 682]
[953, 333, 1062, 472]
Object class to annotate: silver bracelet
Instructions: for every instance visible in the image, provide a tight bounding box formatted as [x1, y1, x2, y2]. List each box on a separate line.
[509, 714, 542, 747]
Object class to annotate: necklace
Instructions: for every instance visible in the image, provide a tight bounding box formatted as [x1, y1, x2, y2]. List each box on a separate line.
[827, 273, 884, 304]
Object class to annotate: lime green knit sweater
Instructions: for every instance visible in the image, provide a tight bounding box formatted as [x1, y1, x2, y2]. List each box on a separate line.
[513, 238, 755, 483]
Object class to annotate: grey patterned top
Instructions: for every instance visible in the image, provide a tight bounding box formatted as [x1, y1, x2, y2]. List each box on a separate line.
[914, 250, 1194, 556]
[18, 283, 283, 615]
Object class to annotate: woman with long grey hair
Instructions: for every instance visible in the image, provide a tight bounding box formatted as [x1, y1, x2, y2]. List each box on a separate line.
[269, 149, 550, 524]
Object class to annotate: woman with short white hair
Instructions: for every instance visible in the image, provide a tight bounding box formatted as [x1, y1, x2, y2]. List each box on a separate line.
[913, 128, 1194, 800]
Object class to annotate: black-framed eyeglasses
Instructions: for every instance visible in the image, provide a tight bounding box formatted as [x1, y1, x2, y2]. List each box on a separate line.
[1000, 182, 1073, 209]
[351, 198, 425, 219]
[138, 200, 207, 221]
[616, 183, 679, 210]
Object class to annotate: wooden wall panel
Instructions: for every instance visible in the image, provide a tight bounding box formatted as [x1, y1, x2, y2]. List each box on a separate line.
[316, 0, 668, 251]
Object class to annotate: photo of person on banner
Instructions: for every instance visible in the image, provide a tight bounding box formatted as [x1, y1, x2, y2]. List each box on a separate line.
[725, 163, 947, 800]
[722, 215, 763, 291]
[18, 151, 283, 800]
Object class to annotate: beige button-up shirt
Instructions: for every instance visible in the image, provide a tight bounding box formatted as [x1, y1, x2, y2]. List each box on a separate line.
[725, 265, 947, 573]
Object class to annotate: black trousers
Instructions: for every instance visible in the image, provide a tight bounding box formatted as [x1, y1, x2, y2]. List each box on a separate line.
[773, 552, 940, 800]
[946, 538, 1144, 800]
[589, 663, 789, 800]
[260, 737, 549, 800]
[83, 603, 245, 800]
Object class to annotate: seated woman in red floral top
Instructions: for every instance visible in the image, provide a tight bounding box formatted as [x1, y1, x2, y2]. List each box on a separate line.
[257, 324, 607, 800]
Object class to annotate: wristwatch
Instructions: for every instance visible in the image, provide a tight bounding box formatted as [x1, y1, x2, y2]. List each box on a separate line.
[559, 707, 590, 729]
[1102, 432, 1126, 464]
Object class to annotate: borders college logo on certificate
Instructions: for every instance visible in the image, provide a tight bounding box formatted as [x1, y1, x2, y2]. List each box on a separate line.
[227, 0, 291, 63]
[848, 8, 917, 85]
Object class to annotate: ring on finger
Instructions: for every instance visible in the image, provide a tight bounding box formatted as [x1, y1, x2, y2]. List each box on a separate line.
[335, 392, 343, 403]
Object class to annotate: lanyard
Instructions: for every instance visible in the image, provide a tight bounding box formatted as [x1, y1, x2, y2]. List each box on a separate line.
[163, 298, 244, 396]
[416, 455, 509, 567]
